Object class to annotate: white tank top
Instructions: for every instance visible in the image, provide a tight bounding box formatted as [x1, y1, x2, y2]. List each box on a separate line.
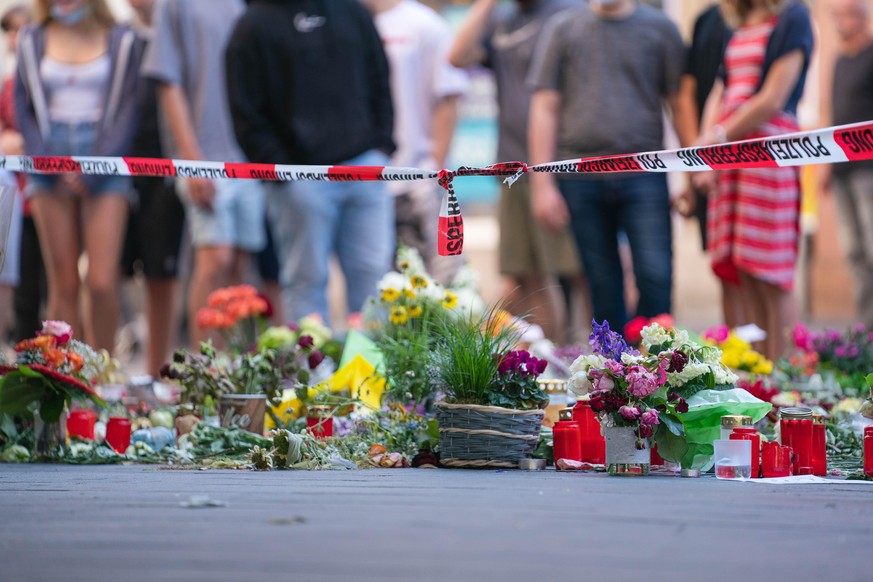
[41, 54, 111, 124]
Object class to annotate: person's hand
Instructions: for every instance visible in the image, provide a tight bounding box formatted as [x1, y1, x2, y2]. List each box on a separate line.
[532, 180, 570, 232]
[817, 166, 832, 198]
[673, 187, 696, 218]
[691, 171, 717, 195]
[186, 177, 217, 210]
[61, 174, 88, 198]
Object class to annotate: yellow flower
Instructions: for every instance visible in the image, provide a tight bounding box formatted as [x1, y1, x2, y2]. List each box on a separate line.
[403, 288, 416, 299]
[442, 290, 458, 310]
[389, 306, 409, 325]
[408, 304, 423, 318]
[399, 261, 410, 271]
[380, 288, 401, 303]
[410, 275, 428, 289]
[721, 351, 741, 370]
[752, 360, 773, 375]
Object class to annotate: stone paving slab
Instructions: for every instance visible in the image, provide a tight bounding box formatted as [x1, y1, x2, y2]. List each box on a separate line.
[1, 465, 871, 582]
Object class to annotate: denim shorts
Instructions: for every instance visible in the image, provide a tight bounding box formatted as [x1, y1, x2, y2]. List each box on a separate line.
[177, 178, 266, 252]
[25, 121, 132, 198]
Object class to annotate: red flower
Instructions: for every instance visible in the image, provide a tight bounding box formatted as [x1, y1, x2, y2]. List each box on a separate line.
[297, 335, 315, 350]
[637, 424, 654, 438]
[308, 350, 325, 369]
[624, 316, 648, 344]
[257, 293, 274, 320]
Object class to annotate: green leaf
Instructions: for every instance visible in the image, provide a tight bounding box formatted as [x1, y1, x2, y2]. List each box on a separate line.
[39, 392, 66, 424]
[659, 411, 685, 437]
[653, 423, 688, 464]
[865, 373, 873, 388]
[0, 372, 49, 415]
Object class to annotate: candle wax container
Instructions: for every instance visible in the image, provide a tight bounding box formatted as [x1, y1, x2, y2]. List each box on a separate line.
[730, 427, 761, 478]
[553, 408, 583, 468]
[720, 415, 752, 441]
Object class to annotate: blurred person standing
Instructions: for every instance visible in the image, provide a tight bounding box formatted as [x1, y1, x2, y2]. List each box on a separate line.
[15, 0, 143, 352]
[362, 0, 468, 284]
[695, 0, 813, 358]
[823, 0, 873, 327]
[142, 0, 266, 347]
[123, 0, 185, 375]
[0, 5, 31, 350]
[226, 0, 395, 324]
[1, 5, 45, 344]
[450, 0, 584, 342]
[528, 0, 693, 331]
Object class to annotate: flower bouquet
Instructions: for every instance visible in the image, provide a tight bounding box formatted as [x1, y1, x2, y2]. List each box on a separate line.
[704, 326, 774, 376]
[0, 321, 105, 455]
[364, 247, 478, 407]
[196, 285, 271, 354]
[430, 307, 549, 468]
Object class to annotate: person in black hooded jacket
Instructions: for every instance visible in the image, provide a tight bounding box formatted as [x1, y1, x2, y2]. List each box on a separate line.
[226, 0, 396, 324]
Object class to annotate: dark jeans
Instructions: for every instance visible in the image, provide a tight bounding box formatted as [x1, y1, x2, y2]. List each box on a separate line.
[13, 216, 46, 342]
[559, 174, 672, 329]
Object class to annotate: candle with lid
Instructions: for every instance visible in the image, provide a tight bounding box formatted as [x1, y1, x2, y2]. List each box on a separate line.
[573, 401, 605, 464]
[864, 426, 873, 479]
[730, 427, 761, 478]
[780, 407, 814, 475]
[812, 414, 827, 477]
[720, 415, 752, 441]
[553, 408, 583, 468]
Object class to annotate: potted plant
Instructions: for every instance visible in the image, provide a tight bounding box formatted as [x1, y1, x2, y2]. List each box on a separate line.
[0, 321, 105, 456]
[430, 308, 549, 468]
[161, 337, 322, 436]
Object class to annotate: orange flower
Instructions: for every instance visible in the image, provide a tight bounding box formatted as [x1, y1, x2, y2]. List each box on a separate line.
[196, 308, 234, 330]
[43, 349, 67, 369]
[66, 352, 85, 373]
[228, 284, 258, 300]
[15, 334, 57, 353]
[206, 288, 233, 309]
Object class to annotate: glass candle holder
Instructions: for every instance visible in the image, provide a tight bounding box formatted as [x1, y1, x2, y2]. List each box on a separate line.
[730, 427, 761, 478]
[761, 441, 793, 478]
[864, 426, 873, 479]
[553, 408, 582, 468]
[780, 407, 814, 475]
[812, 414, 827, 477]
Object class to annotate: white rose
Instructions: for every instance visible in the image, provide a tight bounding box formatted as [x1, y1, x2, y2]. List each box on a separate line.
[641, 323, 670, 348]
[568, 372, 594, 396]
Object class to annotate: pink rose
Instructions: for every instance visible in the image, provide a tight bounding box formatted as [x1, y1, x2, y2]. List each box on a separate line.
[792, 323, 813, 351]
[625, 365, 660, 398]
[703, 325, 730, 344]
[640, 409, 660, 426]
[604, 360, 626, 378]
[41, 320, 73, 344]
[619, 405, 642, 421]
[589, 369, 615, 392]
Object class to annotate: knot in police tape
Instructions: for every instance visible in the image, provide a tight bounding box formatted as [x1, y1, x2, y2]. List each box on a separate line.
[3, 120, 873, 257]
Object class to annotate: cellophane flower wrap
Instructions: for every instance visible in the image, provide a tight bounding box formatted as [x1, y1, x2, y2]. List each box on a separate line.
[0, 321, 105, 423]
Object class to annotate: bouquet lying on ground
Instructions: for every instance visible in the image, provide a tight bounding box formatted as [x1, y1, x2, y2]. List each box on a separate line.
[0, 321, 105, 423]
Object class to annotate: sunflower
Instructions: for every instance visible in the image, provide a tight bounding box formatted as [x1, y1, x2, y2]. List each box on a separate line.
[380, 287, 401, 303]
[408, 304, 423, 319]
[389, 306, 409, 325]
[442, 290, 458, 310]
[410, 275, 428, 289]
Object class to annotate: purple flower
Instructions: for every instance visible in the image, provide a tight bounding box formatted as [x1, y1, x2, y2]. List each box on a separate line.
[640, 409, 660, 426]
[675, 399, 689, 414]
[590, 320, 636, 361]
[297, 335, 315, 349]
[667, 392, 681, 402]
[535, 358, 548, 375]
[308, 350, 325, 369]
[619, 405, 642, 421]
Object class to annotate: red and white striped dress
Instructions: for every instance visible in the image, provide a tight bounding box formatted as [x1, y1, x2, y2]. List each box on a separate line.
[707, 17, 801, 292]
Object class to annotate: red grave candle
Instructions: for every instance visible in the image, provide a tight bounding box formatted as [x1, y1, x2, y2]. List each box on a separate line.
[864, 426, 873, 479]
[730, 427, 761, 478]
[553, 408, 582, 468]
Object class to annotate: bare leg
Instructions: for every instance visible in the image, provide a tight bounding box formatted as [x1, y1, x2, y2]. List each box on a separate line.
[720, 279, 746, 329]
[82, 195, 128, 352]
[187, 245, 234, 346]
[0, 285, 12, 346]
[761, 279, 794, 360]
[30, 194, 82, 332]
[502, 275, 561, 341]
[145, 278, 179, 376]
[738, 271, 767, 354]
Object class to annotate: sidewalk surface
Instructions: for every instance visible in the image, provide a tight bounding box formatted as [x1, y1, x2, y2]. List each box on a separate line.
[1, 464, 870, 582]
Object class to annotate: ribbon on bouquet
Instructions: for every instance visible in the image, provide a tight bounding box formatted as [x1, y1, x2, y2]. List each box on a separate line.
[3, 120, 873, 256]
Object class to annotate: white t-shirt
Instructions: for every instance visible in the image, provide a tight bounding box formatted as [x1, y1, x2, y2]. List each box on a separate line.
[375, 0, 469, 195]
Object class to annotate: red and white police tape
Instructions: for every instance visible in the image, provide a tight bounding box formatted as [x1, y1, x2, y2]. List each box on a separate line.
[3, 120, 873, 257]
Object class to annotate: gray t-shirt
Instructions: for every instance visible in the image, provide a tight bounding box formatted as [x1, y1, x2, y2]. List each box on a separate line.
[833, 42, 873, 177]
[483, 0, 580, 163]
[141, 0, 247, 163]
[527, 4, 685, 161]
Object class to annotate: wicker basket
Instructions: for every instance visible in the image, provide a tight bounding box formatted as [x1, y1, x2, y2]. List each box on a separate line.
[434, 402, 545, 468]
